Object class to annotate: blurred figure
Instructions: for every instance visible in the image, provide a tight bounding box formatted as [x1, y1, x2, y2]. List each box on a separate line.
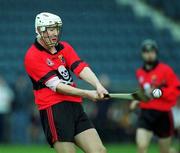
[130, 39, 180, 153]
[10, 75, 31, 144]
[107, 101, 136, 142]
[172, 97, 180, 153]
[92, 74, 113, 141]
[172, 97, 180, 129]
[0, 76, 14, 142]
[28, 106, 44, 144]
[95, 74, 135, 142]
[95, 74, 111, 123]
[13, 75, 32, 110]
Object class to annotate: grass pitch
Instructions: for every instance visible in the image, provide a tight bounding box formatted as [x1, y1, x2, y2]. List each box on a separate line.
[0, 143, 168, 153]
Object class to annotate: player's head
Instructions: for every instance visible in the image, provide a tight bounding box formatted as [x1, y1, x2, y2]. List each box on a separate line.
[141, 39, 158, 65]
[35, 12, 62, 48]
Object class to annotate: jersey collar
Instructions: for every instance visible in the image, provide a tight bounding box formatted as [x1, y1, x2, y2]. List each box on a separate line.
[34, 39, 64, 54]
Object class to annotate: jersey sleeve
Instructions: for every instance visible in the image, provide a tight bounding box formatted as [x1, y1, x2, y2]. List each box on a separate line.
[161, 65, 180, 102]
[25, 54, 57, 85]
[62, 42, 88, 77]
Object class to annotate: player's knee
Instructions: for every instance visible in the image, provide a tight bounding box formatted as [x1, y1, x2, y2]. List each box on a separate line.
[138, 147, 147, 153]
[89, 145, 107, 153]
[138, 144, 148, 150]
[137, 141, 148, 152]
[97, 146, 107, 153]
[159, 147, 170, 153]
[137, 143, 148, 153]
[137, 137, 149, 148]
[98, 146, 107, 153]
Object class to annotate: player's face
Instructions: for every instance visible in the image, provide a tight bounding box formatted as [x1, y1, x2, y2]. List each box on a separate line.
[142, 50, 157, 63]
[41, 25, 60, 47]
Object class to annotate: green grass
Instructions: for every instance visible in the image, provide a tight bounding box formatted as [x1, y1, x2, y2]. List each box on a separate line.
[0, 143, 178, 153]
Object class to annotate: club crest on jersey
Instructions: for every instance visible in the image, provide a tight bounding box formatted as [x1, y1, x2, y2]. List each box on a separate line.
[58, 54, 65, 64]
[46, 58, 54, 66]
[151, 75, 157, 82]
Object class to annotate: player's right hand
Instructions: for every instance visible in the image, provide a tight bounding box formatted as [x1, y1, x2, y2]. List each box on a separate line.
[96, 83, 109, 99]
[129, 100, 139, 111]
[84, 90, 99, 102]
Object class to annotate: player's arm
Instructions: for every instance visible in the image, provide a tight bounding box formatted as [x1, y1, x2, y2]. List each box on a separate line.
[45, 67, 108, 100]
[57, 83, 99, 101]
[129, 100, 140, 111]
[79, 67, 101, 87]
[62, 42, 109, 98]
[45, 76, 99, 101]
[160, 66, 180, 101]
[129, 70, 142, 109]
[79, 67, 108, 98]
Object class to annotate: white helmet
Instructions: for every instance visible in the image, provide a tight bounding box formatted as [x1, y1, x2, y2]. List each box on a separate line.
[35, 12, 62, 36]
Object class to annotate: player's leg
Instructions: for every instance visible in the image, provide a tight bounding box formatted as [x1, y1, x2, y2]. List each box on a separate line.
[73, 103, 106, 153]
[156, 111, 174, 153]
[136, 128, 153, 153]
[74, 128, 106, 153]
[158, 137, 172, 153]
[54, 142, 76, 153]
[136, 109, 155, 153]
[39, 102, 77, 153]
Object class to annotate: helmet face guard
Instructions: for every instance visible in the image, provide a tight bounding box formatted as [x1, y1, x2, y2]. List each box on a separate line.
[38, 23, 62, 48]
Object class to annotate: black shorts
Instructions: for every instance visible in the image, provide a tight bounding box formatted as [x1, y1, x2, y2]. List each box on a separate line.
[137, 109, 174, 138]
[39, 102, 94, 147]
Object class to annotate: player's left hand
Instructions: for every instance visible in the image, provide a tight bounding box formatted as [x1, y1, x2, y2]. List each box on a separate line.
[129, 100, 139, 111]
[96, 83, 109, 99]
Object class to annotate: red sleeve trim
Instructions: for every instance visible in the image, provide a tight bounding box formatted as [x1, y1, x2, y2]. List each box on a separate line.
[73, 62, 89, 76]
[70, 60, 84, 72]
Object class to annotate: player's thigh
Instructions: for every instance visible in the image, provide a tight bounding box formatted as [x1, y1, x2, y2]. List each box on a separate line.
[158, 137, 172, 153]
[136, 128, 153, 148]
[74, 128, 106, 153]
[155, 111, 174, 138]
[54, 141, 76, 153]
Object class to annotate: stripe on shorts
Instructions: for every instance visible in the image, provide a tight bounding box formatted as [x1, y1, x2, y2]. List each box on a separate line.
[168, 111, 174, 136]
[46, 107, 58, 143]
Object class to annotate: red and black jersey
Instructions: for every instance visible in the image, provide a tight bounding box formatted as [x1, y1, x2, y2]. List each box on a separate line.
[136, 62, 180, 111]
[24, 40, 88, 110]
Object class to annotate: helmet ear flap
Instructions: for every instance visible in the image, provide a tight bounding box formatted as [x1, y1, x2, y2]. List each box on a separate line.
[36, 26, 46, 39]
[40, 27, 46, 32]
[37, 26, 46, 33]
